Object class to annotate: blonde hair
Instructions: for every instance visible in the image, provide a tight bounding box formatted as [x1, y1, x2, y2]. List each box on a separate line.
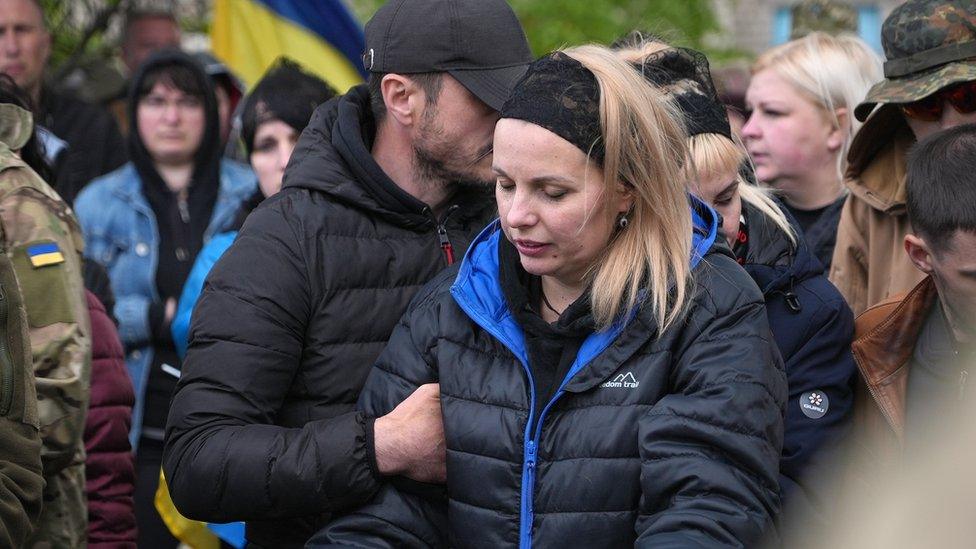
[752, 32, 882, 179]
[561, 44, 693, 332]
[687, 132, 796, 244]
[615, 40, 797, 246]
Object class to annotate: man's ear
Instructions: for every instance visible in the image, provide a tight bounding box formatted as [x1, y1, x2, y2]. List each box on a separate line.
[905, 233, 936, 274]
[826, 107, 849, 152]
[380, 74, 421, 128]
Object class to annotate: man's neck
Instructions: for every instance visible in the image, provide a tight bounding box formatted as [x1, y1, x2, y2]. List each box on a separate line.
[372, 122, 451, 215]
[941, 299, 974, 349]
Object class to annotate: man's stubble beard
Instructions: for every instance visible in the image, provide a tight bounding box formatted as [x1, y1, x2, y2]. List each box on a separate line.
[413, 107, 494, 194]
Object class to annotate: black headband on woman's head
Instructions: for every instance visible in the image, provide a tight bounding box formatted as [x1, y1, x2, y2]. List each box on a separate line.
[630, 47, 731, 139]
[500, 52, 605, 164]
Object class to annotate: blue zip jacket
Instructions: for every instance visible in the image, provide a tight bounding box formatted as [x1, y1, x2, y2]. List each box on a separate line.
[311, 200, 787, 549]
[738, 201, 856, 537]
[75, 161, 256, 444]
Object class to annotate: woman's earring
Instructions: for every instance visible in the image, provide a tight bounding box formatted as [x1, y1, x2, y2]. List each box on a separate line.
[617, 214, 629, 229]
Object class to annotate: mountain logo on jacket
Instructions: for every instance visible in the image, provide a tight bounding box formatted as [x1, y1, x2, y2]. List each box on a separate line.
[600, 372, 640, 389]
[799, 390, 829, 419]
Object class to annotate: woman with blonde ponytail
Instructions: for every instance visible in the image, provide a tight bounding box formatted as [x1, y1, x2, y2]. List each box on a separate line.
[311, 44, 786, 549]
[617, 40, 857, 539]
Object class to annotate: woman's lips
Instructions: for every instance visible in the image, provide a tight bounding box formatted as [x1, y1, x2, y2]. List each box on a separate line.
[514, 239, 550, 257]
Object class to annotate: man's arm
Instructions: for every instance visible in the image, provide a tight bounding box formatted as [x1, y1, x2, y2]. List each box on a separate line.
[2, 190, 91, 480]
[0, 255, 44, 548]
[310, 285, 452, 547]
[163, 200, 383, 522]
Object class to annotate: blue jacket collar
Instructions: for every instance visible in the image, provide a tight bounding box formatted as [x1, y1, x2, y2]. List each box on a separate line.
[108, 160, 255, 205]
[450, 195, 719, 368]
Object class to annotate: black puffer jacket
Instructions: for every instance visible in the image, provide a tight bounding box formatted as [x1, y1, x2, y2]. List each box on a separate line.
[312, 214, 788, 549]
[162, 85, 496, 548]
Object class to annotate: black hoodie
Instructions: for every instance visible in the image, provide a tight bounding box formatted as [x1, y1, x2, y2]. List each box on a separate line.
[126, 50, 224, 434]
[163, 84, 496, 548]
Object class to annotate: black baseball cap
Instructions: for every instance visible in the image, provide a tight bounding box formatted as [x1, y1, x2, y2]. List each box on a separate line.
[363, 0, 533, 111]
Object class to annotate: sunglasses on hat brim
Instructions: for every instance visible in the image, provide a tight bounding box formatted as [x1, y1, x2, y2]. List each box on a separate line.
[899, 80, 976, 122]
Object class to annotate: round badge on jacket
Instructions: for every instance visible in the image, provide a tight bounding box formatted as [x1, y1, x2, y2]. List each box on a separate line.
[799, 390, 829, 419]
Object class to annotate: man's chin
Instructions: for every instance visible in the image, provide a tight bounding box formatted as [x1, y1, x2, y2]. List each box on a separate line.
[452, 174, 494, 192]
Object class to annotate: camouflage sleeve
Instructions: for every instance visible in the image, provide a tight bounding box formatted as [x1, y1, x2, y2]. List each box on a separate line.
[1, 181, 92, 547]
[0, 251, 44, 548]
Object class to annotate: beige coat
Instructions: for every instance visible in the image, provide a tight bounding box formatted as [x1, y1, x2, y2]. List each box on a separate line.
[829, 105, 926, 315]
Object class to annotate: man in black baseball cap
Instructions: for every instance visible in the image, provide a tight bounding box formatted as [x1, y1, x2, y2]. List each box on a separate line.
[364, 0, 533, 189]
[163, 1, 532, 547]
[363, 0, 533, 111]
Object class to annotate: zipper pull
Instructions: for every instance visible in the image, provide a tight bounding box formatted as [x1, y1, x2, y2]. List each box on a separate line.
[959, 370, 969, 402]
[437, 224, 455, 265]
[526, 439, 537, 465]
[178, 190, 190, 224]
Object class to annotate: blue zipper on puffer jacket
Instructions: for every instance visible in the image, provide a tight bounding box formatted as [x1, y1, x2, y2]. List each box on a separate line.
[451, 199, 717, 548]
[450, 228, 639, 548]
[452, 270, 625, 549]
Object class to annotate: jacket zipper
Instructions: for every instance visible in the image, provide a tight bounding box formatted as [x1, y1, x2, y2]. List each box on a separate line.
[177, 190, 190, 223]
[521, 438, 537, 548]
[437, 224, 455, 265]
[429, 205, 459, 266]
[852, 352, 901, 435]
[517, 360, 538, 549]
[0, 282, 13, 415]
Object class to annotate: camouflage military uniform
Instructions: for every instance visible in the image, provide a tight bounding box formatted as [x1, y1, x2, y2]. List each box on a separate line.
[0, 201, 44, 549]
[0, 103, 92, 547]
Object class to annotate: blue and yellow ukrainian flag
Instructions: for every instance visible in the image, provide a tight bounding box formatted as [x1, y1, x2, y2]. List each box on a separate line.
[212, 0, 367, 92]
[26, 242, 64, 267]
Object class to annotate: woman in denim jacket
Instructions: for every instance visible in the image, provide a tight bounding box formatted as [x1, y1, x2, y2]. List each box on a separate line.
[74, 49, 255, 549]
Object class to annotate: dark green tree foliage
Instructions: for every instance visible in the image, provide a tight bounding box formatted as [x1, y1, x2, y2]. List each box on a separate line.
[510, 0, 719, 54]
[348, 0, 722, 56]
[38, 0, 125, 72]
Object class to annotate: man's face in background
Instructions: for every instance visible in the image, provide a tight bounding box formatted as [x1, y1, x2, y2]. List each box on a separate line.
[0, 0, 50, 98]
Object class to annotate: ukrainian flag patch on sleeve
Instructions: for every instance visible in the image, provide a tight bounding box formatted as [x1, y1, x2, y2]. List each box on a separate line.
[26, 241, 65, 268]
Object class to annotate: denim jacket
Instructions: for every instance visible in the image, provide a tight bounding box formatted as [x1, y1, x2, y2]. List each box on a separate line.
[75, 160, 256, 444]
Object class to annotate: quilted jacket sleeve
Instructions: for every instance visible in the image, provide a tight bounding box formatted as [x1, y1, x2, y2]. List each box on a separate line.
[84, 290, 136, 548]
[162, 199, 380, 522]
[309, 281, 451, 548]
[635, 266, 788, 548]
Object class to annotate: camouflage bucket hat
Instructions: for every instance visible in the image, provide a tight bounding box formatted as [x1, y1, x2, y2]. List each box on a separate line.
[855, 0, 976, 122]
